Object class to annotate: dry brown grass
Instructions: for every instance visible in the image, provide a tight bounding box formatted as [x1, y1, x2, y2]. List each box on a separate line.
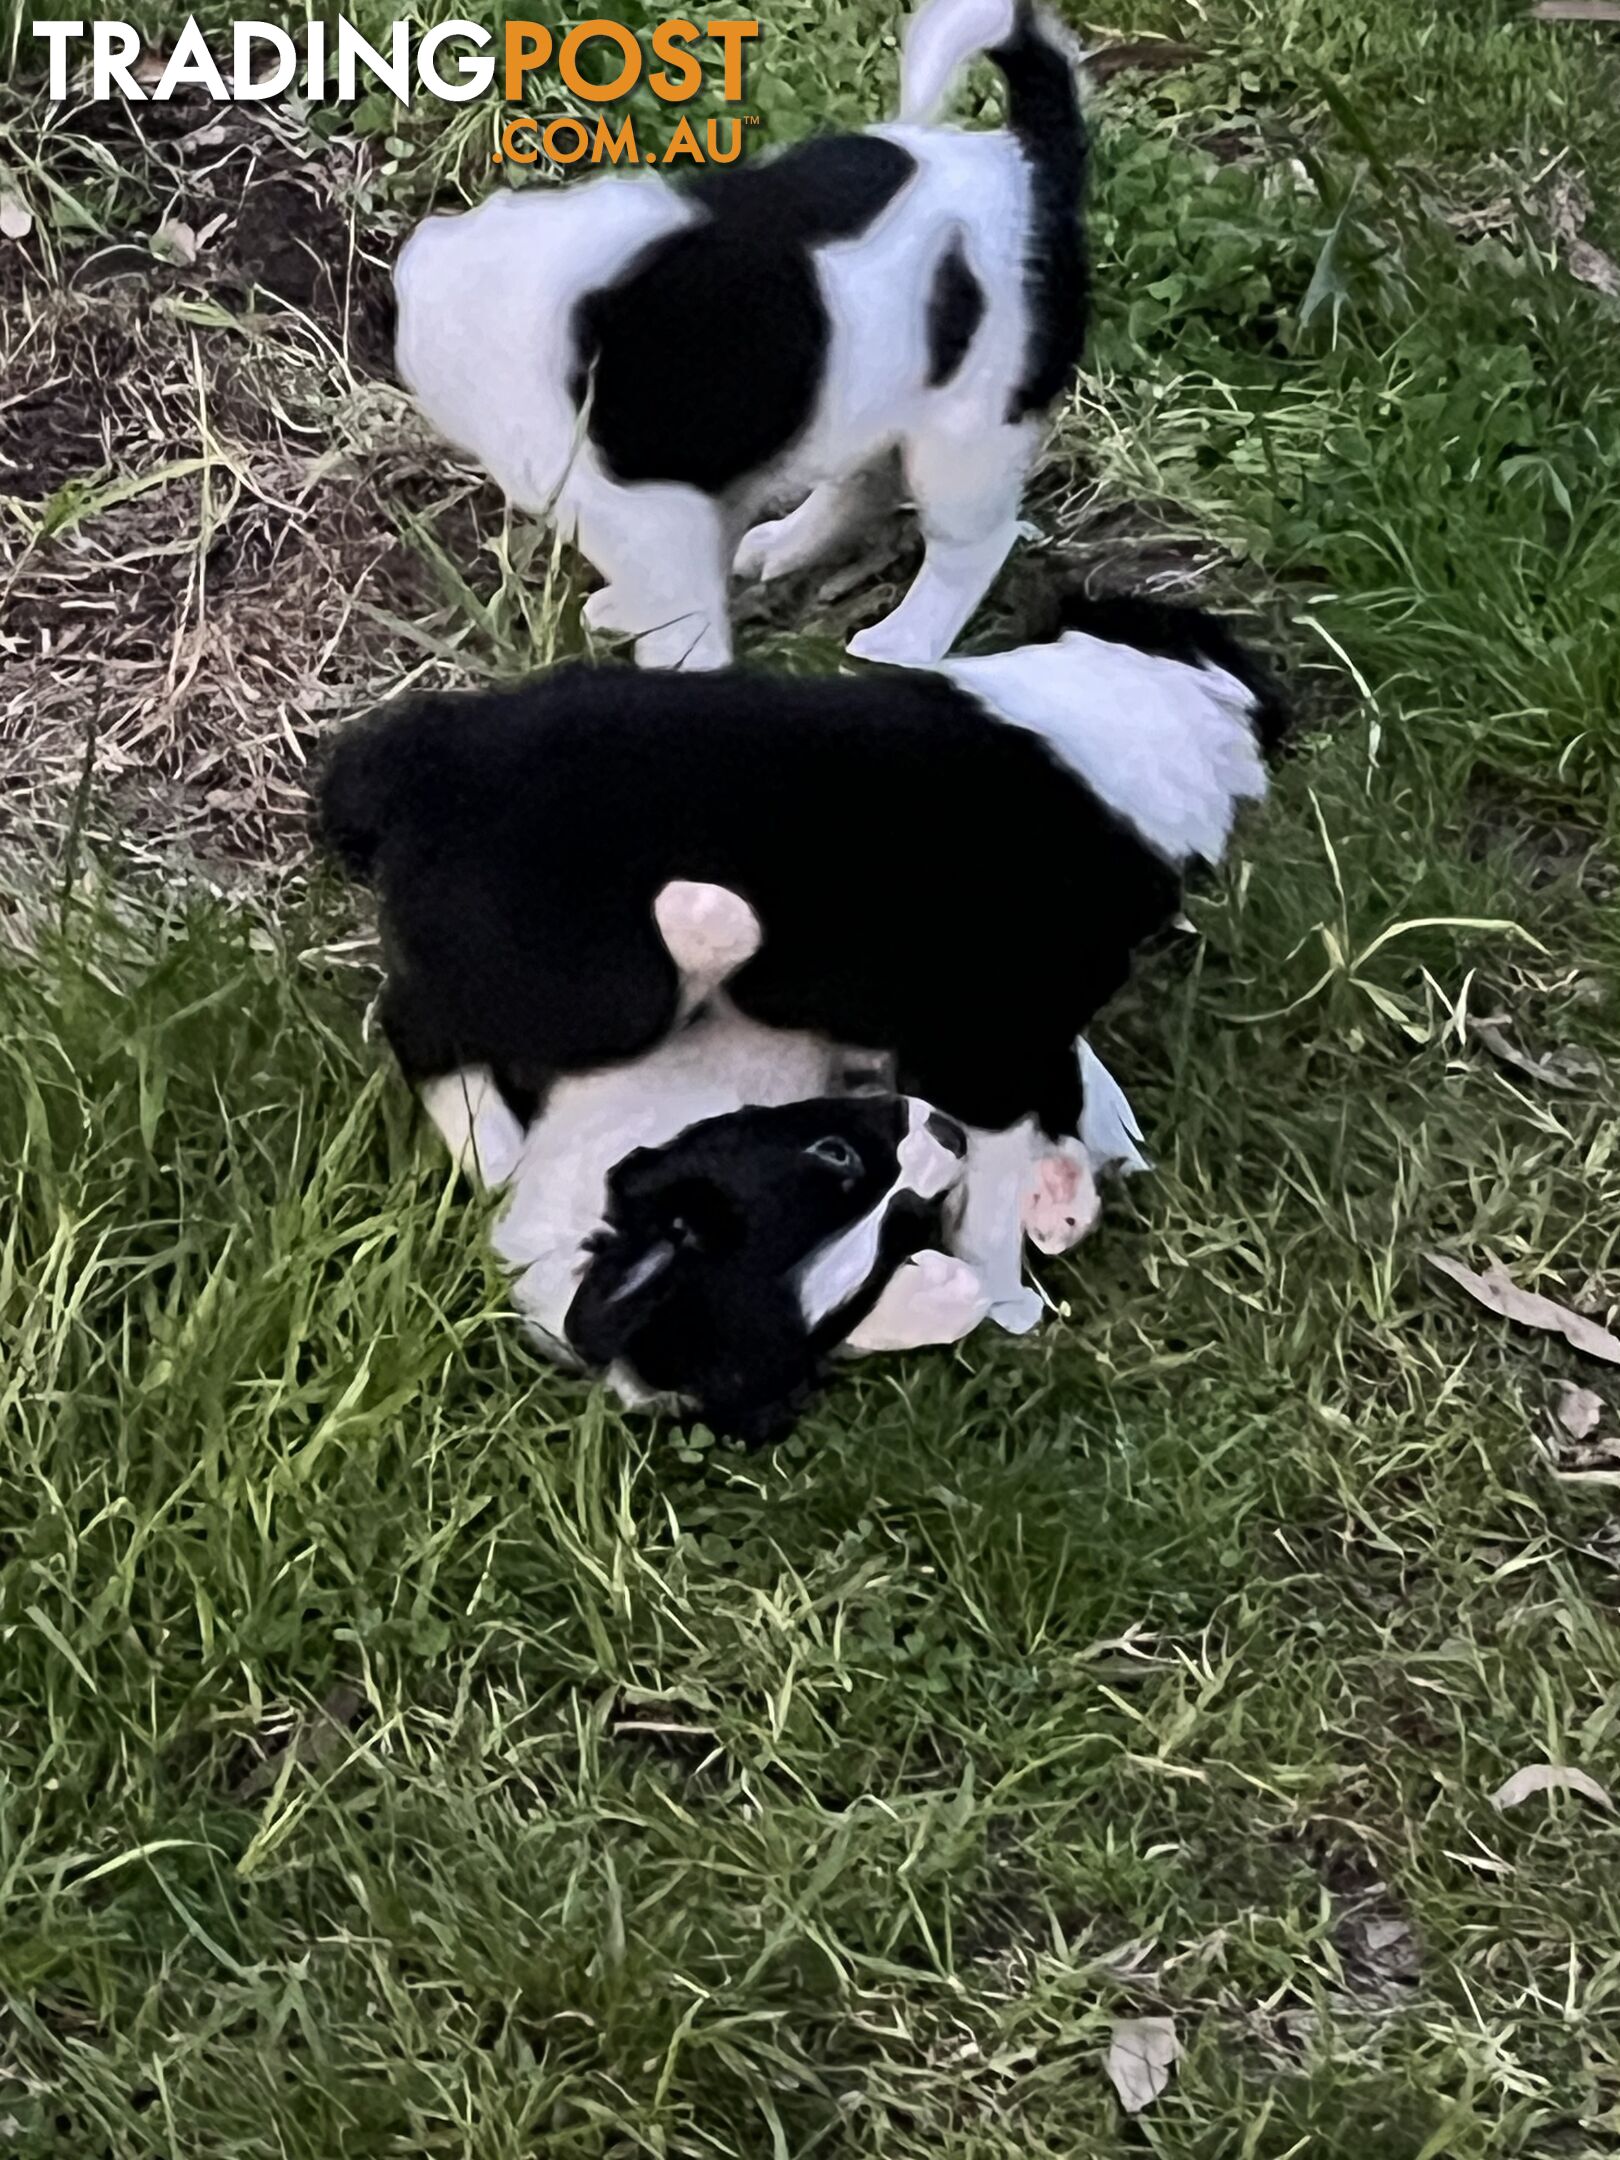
[0, 96, 498, 889]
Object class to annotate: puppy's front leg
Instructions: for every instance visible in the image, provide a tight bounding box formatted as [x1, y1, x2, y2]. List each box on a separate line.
[841, 1249, 990, 1354]
[954, 1117, 1044, 1334]
[420, 1067, 527, 1188]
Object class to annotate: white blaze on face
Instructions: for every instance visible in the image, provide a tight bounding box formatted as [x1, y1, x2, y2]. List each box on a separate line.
[796, 1097, 967, 1328]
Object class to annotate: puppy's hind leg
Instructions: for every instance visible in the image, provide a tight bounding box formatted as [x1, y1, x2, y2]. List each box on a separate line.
[573, 475, 734, 672]
[848, 417, 1038, 668]
[734, 467, 883, 585]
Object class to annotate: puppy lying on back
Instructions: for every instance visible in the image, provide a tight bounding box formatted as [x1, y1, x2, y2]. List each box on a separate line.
[316, 593, 1287, 1341]
[394, 0, 1086, 670]
[428, 882, 990, 1444]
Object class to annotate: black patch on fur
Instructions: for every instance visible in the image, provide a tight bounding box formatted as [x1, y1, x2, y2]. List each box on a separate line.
[570, 135, 916, 496]
[925, 235, 985, 387]
[987, 4, 1089, 419]
[564, 1096, 941, 1444]
[315, 645, 1224, 1140]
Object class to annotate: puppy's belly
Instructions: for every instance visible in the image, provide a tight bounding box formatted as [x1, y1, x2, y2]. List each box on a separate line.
[492, 1012, 839, 1352]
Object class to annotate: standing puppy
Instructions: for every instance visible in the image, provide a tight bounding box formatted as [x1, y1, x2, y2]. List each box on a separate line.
[315, 595, 1287, 1333]
[394, 0, 1086, 669]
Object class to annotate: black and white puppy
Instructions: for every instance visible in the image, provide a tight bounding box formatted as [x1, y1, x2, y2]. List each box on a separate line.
[315, 593, 1287, 1338]
[422, 882, 989, 1444]
[394, 0, 1086, 670]
[565, 1092, 975, 1444]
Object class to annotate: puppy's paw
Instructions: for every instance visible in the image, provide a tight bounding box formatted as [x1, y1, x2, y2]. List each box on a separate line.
[842, 1250, 990, 1354]
[846, 615, 945, 669]
[1022, 1144, 1101, 1256]
[985, 1284, 1045, 1336]
[582, 583, 638, 635]
[733, 517, 799, 584]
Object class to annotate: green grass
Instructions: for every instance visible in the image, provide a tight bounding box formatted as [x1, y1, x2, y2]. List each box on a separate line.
[4, 1, 1620, 2154]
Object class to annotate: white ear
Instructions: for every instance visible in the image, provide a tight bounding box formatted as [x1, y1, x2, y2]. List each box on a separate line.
[653, 880, 763, 1017]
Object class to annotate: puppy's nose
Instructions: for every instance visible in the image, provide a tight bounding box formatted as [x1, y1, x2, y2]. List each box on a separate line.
[925, 1111, 967, 1158]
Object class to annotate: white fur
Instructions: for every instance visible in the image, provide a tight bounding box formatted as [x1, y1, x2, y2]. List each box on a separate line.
[1079, 1038, 1150, 1173]
[487, 1007, 836, 1366]
[900, 0, 1019, 123]
[653, 880, 763, 1018]
[420, 1067, 526, 1186]
[956, 1116, 1045, 1333]
[394, 0, 1058, 671]
[840, 1248, 990, 1352]
[796, 1099, 969, 1327]
[941, 634, 1269, 866]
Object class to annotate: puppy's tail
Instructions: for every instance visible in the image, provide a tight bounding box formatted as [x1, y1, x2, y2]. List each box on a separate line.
[940, 593, 1290, 871]
[899, 0, 1081, 136]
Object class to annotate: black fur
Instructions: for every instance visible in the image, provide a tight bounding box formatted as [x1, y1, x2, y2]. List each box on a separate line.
[988, 3, 1089, 419]
[314, 640, 1245, 1143]
[570, 135, 916, 496]
[925, 234, 985, 387]
[564, 1095, 944, 1445]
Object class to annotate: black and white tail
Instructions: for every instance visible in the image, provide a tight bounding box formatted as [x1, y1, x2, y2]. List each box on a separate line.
[939, 594, 1289, 872]
[899, 0, 1088, 417]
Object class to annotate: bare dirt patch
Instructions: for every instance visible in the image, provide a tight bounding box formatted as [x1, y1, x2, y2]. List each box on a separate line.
[0, 98, 479, 890]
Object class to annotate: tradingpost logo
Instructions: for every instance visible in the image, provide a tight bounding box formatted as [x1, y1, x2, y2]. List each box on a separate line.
[30, 18, 763, 168]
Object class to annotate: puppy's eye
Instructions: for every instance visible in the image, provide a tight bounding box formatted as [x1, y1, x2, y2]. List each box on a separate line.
[806, 1136, 861, 1176]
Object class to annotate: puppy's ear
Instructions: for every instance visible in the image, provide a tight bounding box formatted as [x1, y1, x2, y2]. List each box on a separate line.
[565, 1232, 686, 1369]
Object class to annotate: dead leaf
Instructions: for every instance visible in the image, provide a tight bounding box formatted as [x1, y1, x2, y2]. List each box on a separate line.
[1473, 1019, 1586, 1091]
[1549, 1432, 1620, 1484]
[0, 192, 32, 242]
[1556, 1383, 1605, 1439]
[1568, 236, 1620, 298]
[151, 219, 199, 267]
[1087, 39, 1204, 81]
[1427, 1254, 1620, 1366]
[1492, 1763, 1613, 1811]
[1105, 2017, 1180, 2113]
[1544, 173, 1620, 298]
[1533, 1, 1620, 18]
[233, 1684, 370, 1801]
